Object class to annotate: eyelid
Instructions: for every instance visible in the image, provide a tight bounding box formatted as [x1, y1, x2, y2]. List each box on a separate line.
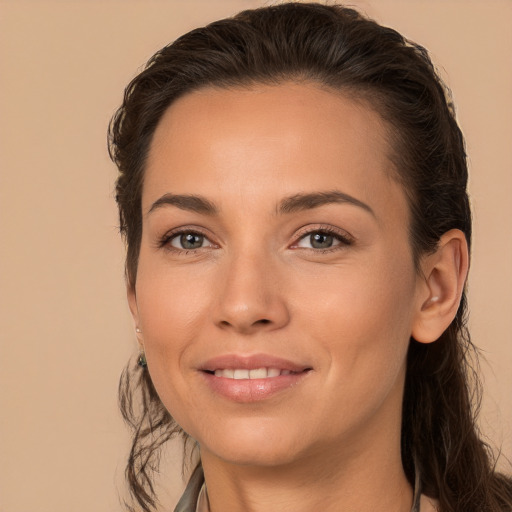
[290, 224, 355, 249]
[156, 224, 353, 252]
[157, 226, 217, 251]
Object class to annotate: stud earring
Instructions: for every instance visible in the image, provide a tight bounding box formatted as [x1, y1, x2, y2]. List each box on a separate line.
[138, 352, 147, 368]
[136, 327, 142, 333]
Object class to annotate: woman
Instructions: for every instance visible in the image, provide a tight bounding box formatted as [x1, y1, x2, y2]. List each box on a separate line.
[108, 3, 512, 511]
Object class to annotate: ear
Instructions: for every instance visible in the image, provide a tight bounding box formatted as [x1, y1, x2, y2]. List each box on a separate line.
[411, 229, 469, 344]
[127, 284, 144, 349]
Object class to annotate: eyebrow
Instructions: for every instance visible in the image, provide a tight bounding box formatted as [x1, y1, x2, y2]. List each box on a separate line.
[147, 190, 374, 217]
[147, 193, 218, 216]
[278, 190, 375, 217]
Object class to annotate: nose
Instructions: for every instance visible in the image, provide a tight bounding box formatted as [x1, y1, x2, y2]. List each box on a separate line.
[213, 249, 290, 335]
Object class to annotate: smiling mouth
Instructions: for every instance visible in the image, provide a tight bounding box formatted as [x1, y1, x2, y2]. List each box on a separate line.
[200, 358, 312, 401]
[208, 368, 306, 379]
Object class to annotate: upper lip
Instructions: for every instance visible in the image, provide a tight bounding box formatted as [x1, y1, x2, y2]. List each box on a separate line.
[199, 353, 312, 373]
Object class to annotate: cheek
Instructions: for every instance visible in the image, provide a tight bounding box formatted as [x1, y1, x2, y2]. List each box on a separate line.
[137, 256, 210, 332]
[134, 257, 214, 387]
[294, 255, 416, 380]
[133, 267, 211, 430]
[295, 270, 415, 439]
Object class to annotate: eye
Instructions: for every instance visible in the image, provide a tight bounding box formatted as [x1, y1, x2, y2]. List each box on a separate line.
[168, 231, 212, 250]
[295, 229, 352, 250]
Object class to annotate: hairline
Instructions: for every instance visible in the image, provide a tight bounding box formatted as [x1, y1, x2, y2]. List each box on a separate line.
[127, 78, 419, 289]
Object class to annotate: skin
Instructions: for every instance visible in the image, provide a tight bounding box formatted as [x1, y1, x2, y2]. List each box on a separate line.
[129, 82, 467, 512]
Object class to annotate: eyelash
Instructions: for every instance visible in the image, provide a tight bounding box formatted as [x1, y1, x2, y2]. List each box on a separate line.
[293, 225, 354, 252]
[158, 225, 354, 254]
[158, 228, 213, 254]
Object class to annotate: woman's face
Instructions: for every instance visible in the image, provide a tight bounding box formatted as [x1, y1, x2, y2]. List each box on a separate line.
[130, 83, 427, 468]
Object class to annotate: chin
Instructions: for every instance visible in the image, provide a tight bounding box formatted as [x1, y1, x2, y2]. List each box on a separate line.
[211, 442, 299, 468]
[195, 417, 307, 467]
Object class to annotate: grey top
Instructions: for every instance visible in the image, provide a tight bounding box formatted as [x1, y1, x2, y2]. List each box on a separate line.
[174, 463, 423, 512]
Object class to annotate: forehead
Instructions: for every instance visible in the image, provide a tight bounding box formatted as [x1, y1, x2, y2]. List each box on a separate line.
[144, 82, 405, 220]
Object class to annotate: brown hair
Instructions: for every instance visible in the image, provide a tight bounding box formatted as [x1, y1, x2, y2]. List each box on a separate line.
[108, 3, 512, 511]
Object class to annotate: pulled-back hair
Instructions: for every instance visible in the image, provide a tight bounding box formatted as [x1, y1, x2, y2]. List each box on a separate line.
[108, 3, 512, 511]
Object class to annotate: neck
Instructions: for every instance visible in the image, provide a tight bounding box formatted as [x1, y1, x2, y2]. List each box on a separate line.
[200, 415, 413, 512]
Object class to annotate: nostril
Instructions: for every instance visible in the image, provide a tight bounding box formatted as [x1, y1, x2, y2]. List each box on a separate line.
[217, 317, 279, 332]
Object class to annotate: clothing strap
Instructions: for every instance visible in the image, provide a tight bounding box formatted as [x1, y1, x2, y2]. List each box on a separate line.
[174, 462, 423, 512]
[173, 463, 205, 512]
[411, 462, 422, 512]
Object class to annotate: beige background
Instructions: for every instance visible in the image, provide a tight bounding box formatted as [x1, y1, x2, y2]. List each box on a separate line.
[0, 1, 510, 511]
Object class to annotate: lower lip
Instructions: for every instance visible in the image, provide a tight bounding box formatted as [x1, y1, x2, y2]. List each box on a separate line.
[201, 371, 310, 403]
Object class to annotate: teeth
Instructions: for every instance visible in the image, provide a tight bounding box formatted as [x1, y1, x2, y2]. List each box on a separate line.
[233, 369, 249, 380]
[249, 368, 267, 379]
[214, 369, 234, 378]
[212, 367, 295, 379]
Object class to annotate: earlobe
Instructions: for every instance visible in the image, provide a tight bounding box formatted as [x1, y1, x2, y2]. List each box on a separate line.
[127, 285, 139, 325]
[127, 285, 144, 349]
[412, 229, 469, 344]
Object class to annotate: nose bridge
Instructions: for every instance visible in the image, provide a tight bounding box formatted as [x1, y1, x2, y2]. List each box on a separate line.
[215, 242, 289, 333]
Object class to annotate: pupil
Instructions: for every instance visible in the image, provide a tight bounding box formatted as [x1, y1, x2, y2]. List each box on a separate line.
[311, 232, 333, 249]
[181, 233, 203, 249]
